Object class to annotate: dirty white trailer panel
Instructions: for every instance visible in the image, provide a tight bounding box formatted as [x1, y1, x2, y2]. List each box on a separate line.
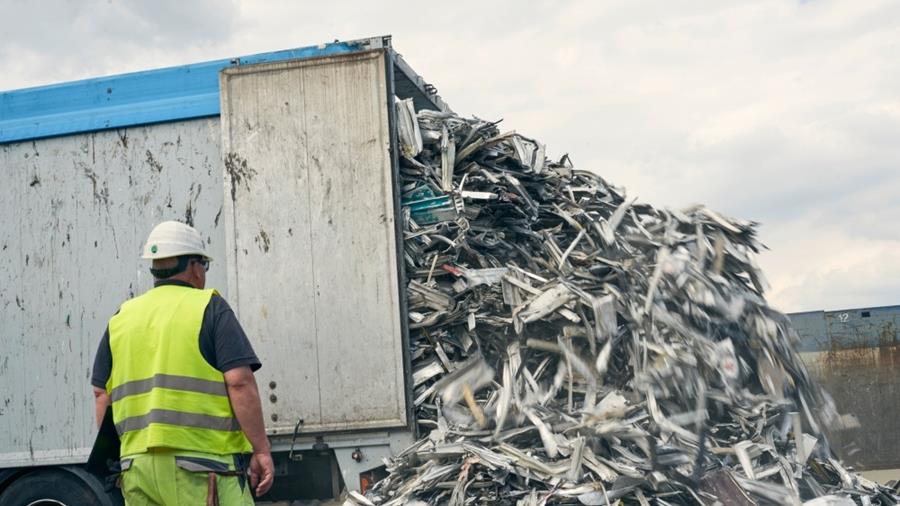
[220, 51, 408, 433]
[0, 120, 227, 468]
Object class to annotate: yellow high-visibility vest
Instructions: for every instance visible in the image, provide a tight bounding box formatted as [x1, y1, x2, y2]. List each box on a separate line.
[107, 285, 252, 456]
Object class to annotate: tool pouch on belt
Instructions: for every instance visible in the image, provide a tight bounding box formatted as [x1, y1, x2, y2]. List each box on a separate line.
[174, 455, 248, 506]
[117, 458, 132, 490]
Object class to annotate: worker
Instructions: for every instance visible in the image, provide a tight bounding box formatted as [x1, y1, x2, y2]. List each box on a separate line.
[91, 221, 275, 504]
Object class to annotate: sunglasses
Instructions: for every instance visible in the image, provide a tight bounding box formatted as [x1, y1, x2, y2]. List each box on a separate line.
[191, 258, 210, 272]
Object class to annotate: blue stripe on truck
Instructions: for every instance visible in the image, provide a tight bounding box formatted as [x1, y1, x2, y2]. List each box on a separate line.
[0, 42, 363, 144]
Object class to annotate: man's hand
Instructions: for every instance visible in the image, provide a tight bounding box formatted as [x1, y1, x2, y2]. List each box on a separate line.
[249, 450, 275, 497]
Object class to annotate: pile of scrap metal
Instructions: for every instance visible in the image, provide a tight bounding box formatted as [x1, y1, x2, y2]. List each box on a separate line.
[349, 99, 899, 505]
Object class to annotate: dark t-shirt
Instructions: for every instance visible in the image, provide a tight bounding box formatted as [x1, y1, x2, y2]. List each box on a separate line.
[91, 280, 261, 388]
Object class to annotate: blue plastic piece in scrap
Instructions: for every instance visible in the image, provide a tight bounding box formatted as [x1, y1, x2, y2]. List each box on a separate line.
[402, 186, 460, 226]
[0, 41, 363, 144]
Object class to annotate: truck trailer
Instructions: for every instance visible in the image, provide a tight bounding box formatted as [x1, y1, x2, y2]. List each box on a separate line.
[0, 35, 441, 503]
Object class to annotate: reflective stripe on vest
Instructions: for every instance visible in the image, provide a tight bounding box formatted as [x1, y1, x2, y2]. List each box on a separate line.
[115, 409, 242, 434]
[107, 285, 252, 456]
[109, 374, 227, 402]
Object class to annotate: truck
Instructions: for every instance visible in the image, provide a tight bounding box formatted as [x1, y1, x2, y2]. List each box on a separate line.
[0, 35, 445, 504]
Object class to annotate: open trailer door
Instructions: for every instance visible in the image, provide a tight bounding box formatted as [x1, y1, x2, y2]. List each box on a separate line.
[219, 50, 408, 435]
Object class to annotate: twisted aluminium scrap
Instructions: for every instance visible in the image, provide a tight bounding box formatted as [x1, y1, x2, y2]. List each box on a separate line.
[354, 99, 898, 505]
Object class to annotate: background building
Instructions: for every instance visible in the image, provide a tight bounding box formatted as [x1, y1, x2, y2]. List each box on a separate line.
[789, 305, 899, 471]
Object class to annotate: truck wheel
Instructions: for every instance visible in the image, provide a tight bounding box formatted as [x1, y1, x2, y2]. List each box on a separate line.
[0, 469, 102, 506]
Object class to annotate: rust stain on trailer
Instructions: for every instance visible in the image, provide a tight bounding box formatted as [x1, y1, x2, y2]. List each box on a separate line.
[79, 163, 109, 206]
[145, 149, 163, 172]
[224, 152, 256, 202]
[256, 229, 271, 253]
[184, 183, 202, 227]
[184, 200, 194, 226]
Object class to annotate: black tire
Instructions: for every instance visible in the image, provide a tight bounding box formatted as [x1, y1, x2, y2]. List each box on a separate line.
[0, 469, 102, 506]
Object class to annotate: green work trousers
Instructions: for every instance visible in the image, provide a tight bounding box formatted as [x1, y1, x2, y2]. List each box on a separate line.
[120, 448, 255, 505]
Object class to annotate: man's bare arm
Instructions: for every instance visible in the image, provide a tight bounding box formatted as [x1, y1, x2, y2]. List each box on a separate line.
[223, 366, 269, 451]
[93, 386, 110, 429]
[224, 366, 274, 496]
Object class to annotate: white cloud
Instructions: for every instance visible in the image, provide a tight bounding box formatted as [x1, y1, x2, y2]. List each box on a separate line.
[1, 0, 897, 312]
[0, 0, 239, 86]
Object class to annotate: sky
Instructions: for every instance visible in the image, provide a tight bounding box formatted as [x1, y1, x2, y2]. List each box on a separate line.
[2, 0, 898, 313]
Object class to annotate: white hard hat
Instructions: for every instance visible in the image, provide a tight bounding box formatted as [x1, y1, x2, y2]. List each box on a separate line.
[142, 221, 211, 261]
